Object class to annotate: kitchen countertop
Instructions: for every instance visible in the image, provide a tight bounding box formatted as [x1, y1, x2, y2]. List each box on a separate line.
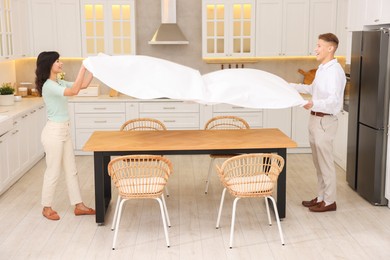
[68, 95, 194, 103]
[0, 97, 44, 118]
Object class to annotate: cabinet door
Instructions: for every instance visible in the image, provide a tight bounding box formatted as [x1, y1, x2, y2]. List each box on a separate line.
[291, 106, 310, 147]
[202, 0, 255, 57]
[333, 110, 348, 170]
[11, 0, 31, 58]
[80, 0, 136, 56]
[8, 123, 20, 178]
[263, 108, 292, 137]
[30, 0, 81, 56]
[30, 0, 56, 55]
[347, 0, 364, 31]
[283, 0, 310, 56]
[0, 0, 14, 59]
[308, 0, 337, 55]
[0, 132, 10, 189]
[18, 112, 30, 171]
[364, 0, 390, 25]
[256, 0, 283, 56]
[336, 0, 348, 56]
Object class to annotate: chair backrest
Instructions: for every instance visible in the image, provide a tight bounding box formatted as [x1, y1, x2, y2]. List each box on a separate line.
[216, 153, 284, 197]
[108, 155, 173, 199]
[204, 115, 250, 130]
[120, 118, 167, 131]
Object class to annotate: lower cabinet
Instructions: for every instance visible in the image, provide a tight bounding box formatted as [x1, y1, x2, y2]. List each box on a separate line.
[334, 110, 348, 170]
[209, 104, 263, 129]
[0, 104, 46, 195]
[291, 106, 311, 152]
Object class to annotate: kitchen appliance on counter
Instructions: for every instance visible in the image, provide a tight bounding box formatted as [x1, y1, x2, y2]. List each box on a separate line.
[347, 29, 390, 205]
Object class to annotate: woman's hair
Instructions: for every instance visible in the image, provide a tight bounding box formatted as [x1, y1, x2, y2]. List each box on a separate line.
[35, 51, 60, 96]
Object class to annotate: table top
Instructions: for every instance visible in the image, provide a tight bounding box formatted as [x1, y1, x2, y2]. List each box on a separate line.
[83, 128, 297, 152]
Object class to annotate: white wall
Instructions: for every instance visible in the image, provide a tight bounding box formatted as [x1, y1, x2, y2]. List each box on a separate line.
[0, 60, 16, 85]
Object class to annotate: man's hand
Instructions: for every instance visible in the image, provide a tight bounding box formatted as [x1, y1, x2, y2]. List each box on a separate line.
[303, 100, 313, 110]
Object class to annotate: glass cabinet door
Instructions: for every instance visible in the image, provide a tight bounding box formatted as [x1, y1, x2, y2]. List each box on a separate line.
[0, 0, 13, 58]
[81, 0, 135, 56]
[202, 0, 255, 58]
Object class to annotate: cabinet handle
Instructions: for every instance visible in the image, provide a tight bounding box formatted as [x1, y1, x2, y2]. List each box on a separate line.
[93, 107, 107, 110]
[12, 130, 19, 135]
[163, 107, 176, 110]
[231, 106, 243, 109]
[94, 120, 107, 123]
[374, 19, 379, 22]
[163, 120, 176, 123]
[22, 114, 28, 118]
[30, 110, 36, 114]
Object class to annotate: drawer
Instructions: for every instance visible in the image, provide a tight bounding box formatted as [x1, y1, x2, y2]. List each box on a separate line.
[212, 112, 263, 128]
[75, 114, 126, 129]
[213, 104, 262, 113]
[139, 102, 199, 113]
[74, 102, 125, 113]
[140, 113, 199, 129]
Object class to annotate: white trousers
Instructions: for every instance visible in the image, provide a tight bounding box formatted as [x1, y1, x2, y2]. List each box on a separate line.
[41, 120, 82, 207]
[308, 114, 338, 204]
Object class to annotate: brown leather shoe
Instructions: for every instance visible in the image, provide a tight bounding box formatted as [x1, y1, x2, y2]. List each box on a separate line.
[74, 207, 96, 216]
[302, 197, 321, 207]
[42, 209, 60, 221]
[309, 201, 337, 212]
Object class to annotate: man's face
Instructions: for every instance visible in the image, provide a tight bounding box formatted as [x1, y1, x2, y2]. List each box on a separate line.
[314, 39, 334, 63]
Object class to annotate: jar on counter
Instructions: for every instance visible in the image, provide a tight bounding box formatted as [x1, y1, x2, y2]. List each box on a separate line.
[31, 88, 39, 97]
[18, 87, 28, 97]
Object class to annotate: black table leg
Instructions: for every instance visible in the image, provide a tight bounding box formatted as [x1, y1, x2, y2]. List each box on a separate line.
[94, 153, 112, 225]
[277, 148, 286, 219]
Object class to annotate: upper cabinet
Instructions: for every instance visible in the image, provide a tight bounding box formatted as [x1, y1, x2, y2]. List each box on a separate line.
[202, 0, 256, 58]
[308, 0, 338, 55]
[0, 0, 13, 59]
[363, 0, 390, 25]
[30, 0, 82, 57]
[80, 0, 136, 56]
[256, 0, 310, 56]
[11, 0, 31, 58]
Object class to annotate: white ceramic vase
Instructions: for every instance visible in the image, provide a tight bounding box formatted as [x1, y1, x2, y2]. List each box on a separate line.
[0, 94, 15, 106]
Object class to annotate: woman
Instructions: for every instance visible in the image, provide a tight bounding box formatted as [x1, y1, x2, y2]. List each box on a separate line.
[35, 51, 95, 220]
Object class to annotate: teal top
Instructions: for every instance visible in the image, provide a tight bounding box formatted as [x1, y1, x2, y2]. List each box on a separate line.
[42, 79, 73, 122]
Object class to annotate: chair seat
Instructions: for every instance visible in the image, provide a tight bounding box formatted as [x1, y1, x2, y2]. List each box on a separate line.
[117, 177, 166, 198]
[227, 174, 273, 196]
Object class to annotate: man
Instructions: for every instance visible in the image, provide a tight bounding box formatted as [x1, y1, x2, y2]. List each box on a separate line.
[291, 33, 346, 212]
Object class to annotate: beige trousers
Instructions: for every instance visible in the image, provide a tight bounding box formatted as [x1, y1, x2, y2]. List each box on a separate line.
[41, 120, 82, 207]
[308, 114, 338, 204]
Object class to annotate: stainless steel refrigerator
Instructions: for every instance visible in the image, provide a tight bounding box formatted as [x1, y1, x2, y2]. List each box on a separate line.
[346, 29, 390, 205]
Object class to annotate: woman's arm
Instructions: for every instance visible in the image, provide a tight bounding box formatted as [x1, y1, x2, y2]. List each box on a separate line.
[64, 65, 93, 96]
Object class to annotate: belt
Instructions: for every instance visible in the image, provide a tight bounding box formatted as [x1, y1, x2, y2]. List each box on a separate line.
[310, 111, 332, 117]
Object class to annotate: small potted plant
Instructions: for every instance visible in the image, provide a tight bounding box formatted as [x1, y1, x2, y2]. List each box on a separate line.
[0, 83, 15, 106]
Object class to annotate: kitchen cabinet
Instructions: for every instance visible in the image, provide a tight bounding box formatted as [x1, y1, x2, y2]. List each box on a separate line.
[256, 0, 310, 56]
[209, 103, 263, 128]
[263, 108, 292, 137]
[139, 101, 200, 129]
[70, 102, 126, 154]
[335, 0, 348, 56]
[80, 0, 136, 56]
[363, 0, 390, 25]
[202, 0, 256, 58]
[0, 0, 14, 59]
[308, 0, 338, 55]
[291, 106, 311, 151]
[30, 0, 81, 57]
[11, 0, 31, 58]
[0, 103, 46, 195]
[333, 110, 348, 170]
[346, 0, 364, 31]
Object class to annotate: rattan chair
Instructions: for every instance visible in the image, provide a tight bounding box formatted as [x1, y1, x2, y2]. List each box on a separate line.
[120, 118, 170, 196]
[204, 115, 250, 194]
[215, 153, 285, 248]
[120, 117, 167, 131]
[108, 155, 173, 249]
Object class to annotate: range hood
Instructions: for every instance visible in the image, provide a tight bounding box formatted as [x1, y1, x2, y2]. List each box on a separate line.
[149, 0, 189, 45]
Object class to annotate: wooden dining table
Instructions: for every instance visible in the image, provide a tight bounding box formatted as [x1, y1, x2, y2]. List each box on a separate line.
[83, 128, 297, 224]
